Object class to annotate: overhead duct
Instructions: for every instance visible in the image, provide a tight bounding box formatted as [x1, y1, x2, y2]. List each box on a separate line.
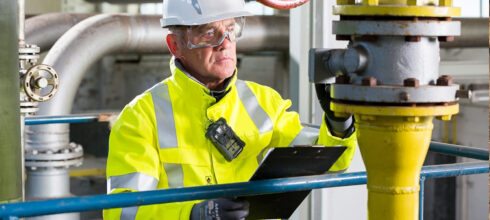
[25, 13, 489, 53]
[26, 14, 289, 53]
[25, 13, 93, 52]
[440, 18, 489, 48]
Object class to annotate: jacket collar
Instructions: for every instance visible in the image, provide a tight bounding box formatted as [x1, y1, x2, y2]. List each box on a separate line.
[169, 56, 237, 96]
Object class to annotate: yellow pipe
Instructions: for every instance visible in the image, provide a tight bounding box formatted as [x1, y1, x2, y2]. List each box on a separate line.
[332, 102, 458, 220]
[356, 115, 433, 220]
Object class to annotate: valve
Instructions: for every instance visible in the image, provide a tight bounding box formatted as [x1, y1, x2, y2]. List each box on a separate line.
[22, 64, 59, 102]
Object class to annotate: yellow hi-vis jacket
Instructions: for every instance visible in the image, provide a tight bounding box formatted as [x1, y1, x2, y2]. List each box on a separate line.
[104, 58, 357, 220]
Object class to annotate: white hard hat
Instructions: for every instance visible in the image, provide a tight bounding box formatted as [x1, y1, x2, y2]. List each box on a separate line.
[161, 0, 253, 27]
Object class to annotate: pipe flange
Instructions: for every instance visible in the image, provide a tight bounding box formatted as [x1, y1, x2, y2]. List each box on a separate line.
[19, 44, 40, 61]
[20, 100, 39, 114]
[333, 20, 460, 37]
[23, 64, 59, 102]
[332, 84, 459, 103]
[25, 142, 83, 169]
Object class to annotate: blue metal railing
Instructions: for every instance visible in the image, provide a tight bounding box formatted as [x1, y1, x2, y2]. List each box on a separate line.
[24, 114, 108, 125]
[11, 114, 488, 220]
[26, 116, 489, 160]
[0, 162, 487, 219]
[428, 141, 489, 160]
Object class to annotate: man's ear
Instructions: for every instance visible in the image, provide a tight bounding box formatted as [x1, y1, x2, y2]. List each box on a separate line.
[166, 34, 183, 58]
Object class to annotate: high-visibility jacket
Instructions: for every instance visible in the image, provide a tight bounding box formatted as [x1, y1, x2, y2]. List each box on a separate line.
[104, 58, 357, 220]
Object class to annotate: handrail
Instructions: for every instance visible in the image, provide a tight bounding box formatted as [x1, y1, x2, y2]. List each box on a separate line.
[24, 114, 116, 125]
[0, 162, 487, 219]
[428, 141, 489, 160]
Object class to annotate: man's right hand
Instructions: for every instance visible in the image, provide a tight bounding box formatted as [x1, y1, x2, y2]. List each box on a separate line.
[190, 199, 250, 220]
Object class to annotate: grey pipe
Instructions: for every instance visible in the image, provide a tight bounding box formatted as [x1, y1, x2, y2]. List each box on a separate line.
[0, 0, 23, 204]
[25, 13, 93, 52]
[25, 14, 488, 53]
[26, 14, 289, 53]
[441, 18, 489, 48]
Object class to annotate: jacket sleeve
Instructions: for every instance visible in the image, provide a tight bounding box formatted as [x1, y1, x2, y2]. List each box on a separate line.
[266, 91, 357, 172]
[104, 94, 198, 220]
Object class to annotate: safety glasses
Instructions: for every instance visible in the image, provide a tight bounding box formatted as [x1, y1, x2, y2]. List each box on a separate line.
[186, 17, 245, 49]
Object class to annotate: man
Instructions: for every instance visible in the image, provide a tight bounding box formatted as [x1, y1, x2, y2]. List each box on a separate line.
[104, 0, 356, 219]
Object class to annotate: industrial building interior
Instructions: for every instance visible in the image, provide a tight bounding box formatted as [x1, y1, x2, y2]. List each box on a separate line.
[0, 0, 489, 219]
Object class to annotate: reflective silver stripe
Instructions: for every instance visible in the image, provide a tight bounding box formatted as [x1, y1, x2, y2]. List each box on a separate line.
[163, 163, 184, 188]
[120, 207, 139, 220]
[149, 83, 178, 149]
[108, 172, 158, 192]
[256, 147, 272, 164]
[289, 126, 319, 146]
[235, 80, 273, 133]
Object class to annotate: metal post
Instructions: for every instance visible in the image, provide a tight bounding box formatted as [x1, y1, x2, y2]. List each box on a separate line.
[0, 0, 23, 204]
[419, 176, 425, 220]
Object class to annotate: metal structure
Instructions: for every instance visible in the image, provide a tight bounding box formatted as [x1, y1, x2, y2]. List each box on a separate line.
[0, 0, 23, 205]
[309, 1, 468, 219]
[17, 1, 70, 219]
[0, 160, 487, 219]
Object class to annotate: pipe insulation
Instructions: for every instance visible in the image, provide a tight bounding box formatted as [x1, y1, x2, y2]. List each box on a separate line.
[26, 14, 289, 53]
[0, 0, 23, 203]
[25, 13, 93, 52]
[440, 18, 489, 48]
[25, 14, 489, 53]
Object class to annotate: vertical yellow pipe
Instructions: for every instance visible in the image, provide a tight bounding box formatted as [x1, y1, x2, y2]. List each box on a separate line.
[356, 115, 433, 220]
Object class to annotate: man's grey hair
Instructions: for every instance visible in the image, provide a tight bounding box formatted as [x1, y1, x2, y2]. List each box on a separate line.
[167, 25, 187, 47]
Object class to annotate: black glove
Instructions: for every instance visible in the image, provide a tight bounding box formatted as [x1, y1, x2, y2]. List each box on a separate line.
[315, 83, 354, 138]
[190, 199, 250, 220]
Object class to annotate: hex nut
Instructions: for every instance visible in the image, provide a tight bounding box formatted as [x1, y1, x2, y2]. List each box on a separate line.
[335, 75, 350, 84]
[437, 75, 453, 86]
[362, 77, 377, 86]
[403, 78, 420, 87]
[399, 92, 410, 101]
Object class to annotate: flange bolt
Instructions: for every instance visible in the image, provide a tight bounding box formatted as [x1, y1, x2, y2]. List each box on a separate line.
[403, 78, 419, 87]
[362, 77, 377, 86]
[335, 75, 350, 84]
[436, 75, 453, 86]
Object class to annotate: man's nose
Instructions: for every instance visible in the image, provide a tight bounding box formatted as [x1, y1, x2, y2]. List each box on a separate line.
[216, 33, 232, 50]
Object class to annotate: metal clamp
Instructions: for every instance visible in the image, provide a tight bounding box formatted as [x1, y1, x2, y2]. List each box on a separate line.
[23, 64, 59, 102]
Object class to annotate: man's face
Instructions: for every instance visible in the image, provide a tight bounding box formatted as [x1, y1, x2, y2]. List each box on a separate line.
[174, 18, 237, 84]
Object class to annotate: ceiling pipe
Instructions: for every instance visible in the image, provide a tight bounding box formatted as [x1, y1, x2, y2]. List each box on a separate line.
[26, 13, 488, 53]
[440, 18, 489, 48]
[26, 14, 289, 53]
[25, 13, 93, 52]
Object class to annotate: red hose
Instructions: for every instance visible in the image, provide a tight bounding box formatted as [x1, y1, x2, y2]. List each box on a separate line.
[256, 0, 310, 9]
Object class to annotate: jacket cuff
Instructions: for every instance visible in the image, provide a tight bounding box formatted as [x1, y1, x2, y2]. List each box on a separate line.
[324, 113, 355, 138]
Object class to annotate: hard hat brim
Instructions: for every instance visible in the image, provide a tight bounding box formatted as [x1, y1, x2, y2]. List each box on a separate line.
[161, 11, 253, 28]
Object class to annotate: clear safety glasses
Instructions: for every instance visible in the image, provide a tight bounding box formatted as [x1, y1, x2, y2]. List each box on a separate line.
[186, 17, 245, 49]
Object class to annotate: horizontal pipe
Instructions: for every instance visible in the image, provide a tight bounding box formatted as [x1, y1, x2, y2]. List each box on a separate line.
[24, 114, 116, 125]
[429, 142, 489, 160]
[441, 18, 489, 48]
[25, 14, 488, 53]
[0, 162, 487, 218]
[25, 13, 93, 52]
[26, 13, 289, 53]
[24, 115, 99, 125]
[25, 117, 489, 161]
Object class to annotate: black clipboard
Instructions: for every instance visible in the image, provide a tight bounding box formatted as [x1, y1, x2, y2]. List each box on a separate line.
[242, 146, 346, 220]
